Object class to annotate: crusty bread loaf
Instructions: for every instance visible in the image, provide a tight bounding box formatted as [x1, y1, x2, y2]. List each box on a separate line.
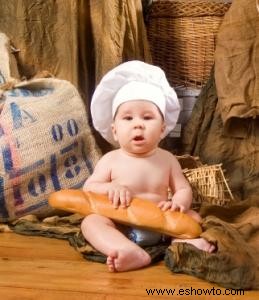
[48, 189, 202, 238]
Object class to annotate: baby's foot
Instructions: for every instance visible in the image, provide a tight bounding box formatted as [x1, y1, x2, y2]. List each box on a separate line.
[106, 248, 151, 272]
[172, 237, 216, 253]
[106, 254, 116, 272]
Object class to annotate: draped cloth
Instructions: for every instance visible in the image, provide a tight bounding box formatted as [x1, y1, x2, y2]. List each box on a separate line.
[179, 0, 259, 288]
[0, 0, 152, 109]
[182, 0, 259, 200]
[165, 199, 259, 290]
[215, 0, 259, 138]
[90, 0, 152, 85]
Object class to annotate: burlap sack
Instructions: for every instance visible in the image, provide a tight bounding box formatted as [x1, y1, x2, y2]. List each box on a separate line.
[0, 78, 101, 222]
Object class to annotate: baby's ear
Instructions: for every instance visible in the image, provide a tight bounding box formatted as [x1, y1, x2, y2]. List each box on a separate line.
[161, 122, 166, 134]
[159, 122, 166, 139]
[111, 123, 118, 141]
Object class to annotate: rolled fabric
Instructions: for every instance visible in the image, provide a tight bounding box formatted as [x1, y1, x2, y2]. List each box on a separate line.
[48, 189, 202, 239]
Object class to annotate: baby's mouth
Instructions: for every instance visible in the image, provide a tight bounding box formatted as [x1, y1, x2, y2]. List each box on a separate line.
[133, 135, 144, 141]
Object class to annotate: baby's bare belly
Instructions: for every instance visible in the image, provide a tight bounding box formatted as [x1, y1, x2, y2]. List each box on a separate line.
[133, 192, 167, 203]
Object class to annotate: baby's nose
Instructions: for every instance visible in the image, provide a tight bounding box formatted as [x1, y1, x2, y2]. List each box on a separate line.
[133, 118, 144, 128]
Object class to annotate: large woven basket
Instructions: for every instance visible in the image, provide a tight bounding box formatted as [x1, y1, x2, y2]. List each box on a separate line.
[146, 0, 232, 88]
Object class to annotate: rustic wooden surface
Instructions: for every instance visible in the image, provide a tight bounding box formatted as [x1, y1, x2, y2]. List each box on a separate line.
[0, 232, 258, 300]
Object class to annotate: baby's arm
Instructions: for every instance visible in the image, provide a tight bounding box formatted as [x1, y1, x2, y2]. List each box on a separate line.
[169, 155, 192, 212]
[83, 152, 131, 208]
[158, 154, 192, 212]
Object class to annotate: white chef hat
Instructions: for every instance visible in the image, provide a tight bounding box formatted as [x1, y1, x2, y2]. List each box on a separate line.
[91, 60, 180, 146]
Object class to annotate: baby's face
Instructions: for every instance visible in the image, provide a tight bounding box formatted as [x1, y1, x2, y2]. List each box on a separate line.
[111, 100, 165, 155]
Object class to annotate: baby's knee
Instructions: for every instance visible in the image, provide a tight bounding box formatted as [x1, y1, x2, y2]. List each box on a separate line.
[186, 210, 202, 223]
[81, 214, 115, 229]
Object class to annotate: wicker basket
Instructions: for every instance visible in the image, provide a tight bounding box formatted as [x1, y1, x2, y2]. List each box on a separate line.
[183, 164, 234, 210]
[146, 0, 232, 88]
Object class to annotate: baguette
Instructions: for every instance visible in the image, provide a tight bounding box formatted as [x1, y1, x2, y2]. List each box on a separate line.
[48, 189, 202, 239]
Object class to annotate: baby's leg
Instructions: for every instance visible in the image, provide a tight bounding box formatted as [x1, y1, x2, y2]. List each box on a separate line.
[172, 209, 215, 253]
[81, 214, 151, 272]
[185, 209, 202, 223]
[172, 237, 215, 253]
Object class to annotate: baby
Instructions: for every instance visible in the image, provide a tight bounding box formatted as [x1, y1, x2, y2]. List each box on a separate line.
[81, 61, 215, 272]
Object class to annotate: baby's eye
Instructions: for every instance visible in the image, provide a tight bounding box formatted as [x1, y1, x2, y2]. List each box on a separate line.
[143, 115, 153, 120]
[123, 116, 133, 121]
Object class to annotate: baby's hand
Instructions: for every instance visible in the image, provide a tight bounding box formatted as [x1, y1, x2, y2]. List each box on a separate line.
[157, 200, 172, 211]
[108, 183, 131, 209]
[158, 198, 191, 213]
[170, 197, 191, 213]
